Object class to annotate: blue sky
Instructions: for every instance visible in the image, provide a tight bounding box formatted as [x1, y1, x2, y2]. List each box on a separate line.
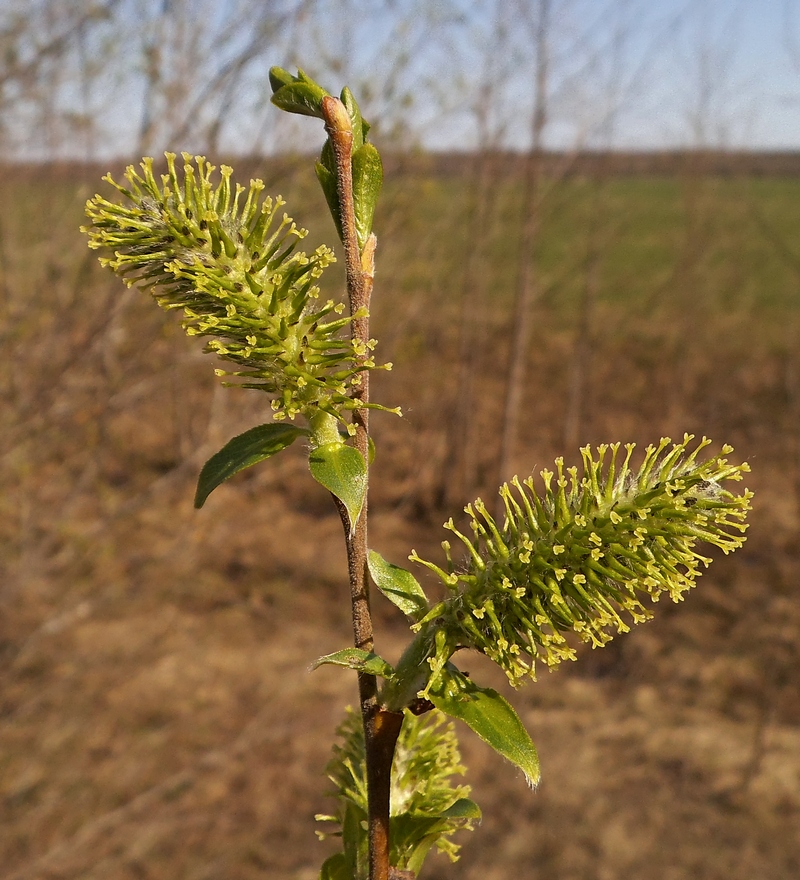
[734, 0, 800, 148]
[666, 0, 800, 149]
[422, 0, 800, 152]
[274, 0, 800, 153]
[6, 0, 800, 158]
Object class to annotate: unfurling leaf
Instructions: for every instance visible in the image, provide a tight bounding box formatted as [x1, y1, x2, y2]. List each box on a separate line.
[312, 648, 395, 679]
[340, 86, 366, 150]
[194, 423, 307, 508]
[269, 67, 330, 118]
[368, 550, 429, 620]
[271, 72, 380, 252]
[352, 143, 383, 250]
[315, 145, 342, 241]
[268, 66, 295, 91]
[441, 798, 482, 819]
[428, 665, 540, 789]
[319, 853, 350, 880]
[308, 442, 367, 531]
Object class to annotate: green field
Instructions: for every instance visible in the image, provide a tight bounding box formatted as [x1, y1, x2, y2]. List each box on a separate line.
[1, 157, 799, 879]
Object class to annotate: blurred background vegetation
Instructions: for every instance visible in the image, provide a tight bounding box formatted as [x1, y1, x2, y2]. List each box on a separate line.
[1, 2, 800, 878]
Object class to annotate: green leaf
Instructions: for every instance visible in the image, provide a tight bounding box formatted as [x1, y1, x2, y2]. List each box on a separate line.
[392, 815, 444, 873]
[315, 151, 343, 242]
[268, 66, 295, 92]
[308, 441, 367, 532]
[441, 797, 482, 819]
[312, 648, 394, 679]
[319, 853, 350, 880]
[393, 802, 480, 874]
[342, 800, 368, 879]
[194, 423, 307, 508]
[390, 798, 482, 872]
[270, 69, 330, 118]
[368, 550, 429, 619]
[428, 665, 540, 788]
[340, 86, 365, 150]
[271, 82, 328, 118]
[351, 143, 383, 250]
[314, 106, 380, 249]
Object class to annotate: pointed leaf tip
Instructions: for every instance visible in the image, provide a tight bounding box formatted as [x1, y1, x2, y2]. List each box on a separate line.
[269, 69, 330, 119]
[429, 665, 540, 788]
[352, 143, 383, 250]
[368, 550, 429, 619]
[442, 797, 482, 820]
[312, 648, 394, 679]
[268, 66, 294, 92]
[308, 442, 367, 531]
[194, 423, 307, 508]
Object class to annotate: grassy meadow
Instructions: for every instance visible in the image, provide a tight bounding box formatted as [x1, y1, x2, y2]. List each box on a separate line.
[1, 154, 799, 879]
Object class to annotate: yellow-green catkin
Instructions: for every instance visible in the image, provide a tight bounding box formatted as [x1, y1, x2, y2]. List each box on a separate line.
[84, 153, 387, 425]
[411, 436, 752, 687]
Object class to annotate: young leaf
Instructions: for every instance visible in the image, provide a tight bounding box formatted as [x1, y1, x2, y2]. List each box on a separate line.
[441, 798, 482, 819]
[319, 853, 350, 880]
[268, 66, 295, 91]
[340, 86, 365, 151]
[352, 143, 383, 251]
[312, 648, 395, 679]
[271, 82, 328, 117]
[308, 442, 367, 531]
[342, 800, 369, 879]
[269, 67, 330, 118]
[391, 796, 483, 874]
[194, 423, 307, 508]
[315, 147, 343, 242]
[428, 665, 540, 788]
[367, 550, 429, 619]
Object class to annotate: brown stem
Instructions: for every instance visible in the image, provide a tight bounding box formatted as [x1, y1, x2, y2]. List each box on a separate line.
[322, 95, 398, 880]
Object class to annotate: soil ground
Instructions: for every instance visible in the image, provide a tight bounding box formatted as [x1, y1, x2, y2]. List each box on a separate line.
[1, 158, 799, 879]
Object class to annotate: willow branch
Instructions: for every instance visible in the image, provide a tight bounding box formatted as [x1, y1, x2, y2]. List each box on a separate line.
[322, 96, 399, 880]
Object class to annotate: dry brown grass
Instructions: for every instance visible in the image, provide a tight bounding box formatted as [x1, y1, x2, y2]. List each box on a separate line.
[1, 158, 799, 879]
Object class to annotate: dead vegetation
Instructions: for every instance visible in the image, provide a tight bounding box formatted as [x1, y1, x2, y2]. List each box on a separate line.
[1, 157, 799, 879]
